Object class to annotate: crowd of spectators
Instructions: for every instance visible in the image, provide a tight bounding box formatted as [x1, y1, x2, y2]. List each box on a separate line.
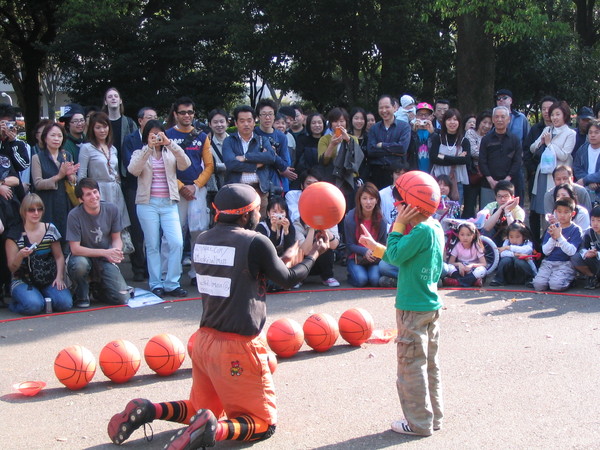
[2, 87, 600, 315]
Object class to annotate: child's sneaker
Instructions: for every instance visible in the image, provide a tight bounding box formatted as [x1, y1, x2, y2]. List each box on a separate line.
[164, 409, 217, 450]
[442, 277, 459, 287]
[473, 278, 483, 288]
[379, 276, 397, 288]
[391, 419, 432, 436]
[322, 277, 340, 287]
[108, 398, 154, 444]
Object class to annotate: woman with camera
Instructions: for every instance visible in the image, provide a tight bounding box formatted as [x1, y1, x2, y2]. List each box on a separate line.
[127, 120, 191, 298]
[5, 194, 73, 315]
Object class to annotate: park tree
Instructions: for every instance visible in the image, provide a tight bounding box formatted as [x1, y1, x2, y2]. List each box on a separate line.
[0, 0, 61, 140]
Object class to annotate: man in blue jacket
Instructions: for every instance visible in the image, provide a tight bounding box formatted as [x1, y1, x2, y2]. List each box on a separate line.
[223, 105, 283, 217]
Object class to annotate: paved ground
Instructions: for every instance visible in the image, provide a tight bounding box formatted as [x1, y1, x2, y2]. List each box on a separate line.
[2, 266, 600, 449]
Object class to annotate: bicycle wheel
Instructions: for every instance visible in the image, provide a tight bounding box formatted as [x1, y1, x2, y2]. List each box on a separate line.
[481, 235, 499, 273]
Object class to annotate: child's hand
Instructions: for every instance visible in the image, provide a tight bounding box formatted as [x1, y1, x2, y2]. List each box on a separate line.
[395, 203, 420, 225]
[549, 223, 562, 239]
[457, 263, 466, 276]
[359, 224, 377, 251]
[497, 245, 508, 252]
[584, 249, 598, 259]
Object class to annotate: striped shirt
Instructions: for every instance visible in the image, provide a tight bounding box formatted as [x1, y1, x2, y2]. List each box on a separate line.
[150, 156, 169, 198]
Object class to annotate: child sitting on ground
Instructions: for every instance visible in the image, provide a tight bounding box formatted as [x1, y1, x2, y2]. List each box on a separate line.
[571, 206, 600, 290]
[490, 221, 537, 286]
[532, 197, 583, 292]
[443, 222, 487, 287]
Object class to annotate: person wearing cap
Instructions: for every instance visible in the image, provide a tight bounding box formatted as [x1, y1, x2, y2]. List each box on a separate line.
[368, 94, 412, 190]
[573, 106, 594, 158]
[395, 94, 416, 123]
[108, 182, 330, 448]
[59, 103, 86, 164]
[495, 89, 530, 144]
[409, 102, 435, 172]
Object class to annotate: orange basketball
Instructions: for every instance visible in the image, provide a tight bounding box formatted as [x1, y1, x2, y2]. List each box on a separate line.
[144, 333, 185, 376]
[267, 351, 278, 374]
[303, 313, 339, 352]
[187, 329, 199, 358]
[339, 308, 375, 346]
[266, 318, 304, 358]
[298, 182, 346, 229]
[99, 340, 141, 383]
[54, 345, 97, 390]
[394, 170, 441, 217]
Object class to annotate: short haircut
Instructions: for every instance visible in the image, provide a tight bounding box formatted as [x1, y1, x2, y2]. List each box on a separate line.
[378, 94, 395, 105]
[492, 106, 510, 116]
[494, 180, 515, 196]
[591, 206, 600, 218]
[292, 104, 304, 115]
[552, 165, 573, 179]
[540, 95, 558, 105]
[142, 119, 166, 144]
[137, 107, 156, 120]
[548, 101, 571, 124]
[208, 109, 228, 123]
[589, 120, 600, 134]
[75, 178, 99, 199]
[256, 99, 277, 115]
[20, 193, 44, 222]
[554, 197, 575, 212]
[0, 104, 16, 120]
[173, 96, 195, 111]
[475, 110, 492, 130]
[274, 112, 287, 123]
[327, 107, 349, 128]
[435, 99, 450, 107]
[40, 122, 66, 151]
[232, 105, 256, 121]
[305, 113, 325, 136]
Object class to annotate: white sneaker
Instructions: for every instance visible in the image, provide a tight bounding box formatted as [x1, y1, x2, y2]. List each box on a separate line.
[391, 419, 431, 436]
[322, 278, 340, 287]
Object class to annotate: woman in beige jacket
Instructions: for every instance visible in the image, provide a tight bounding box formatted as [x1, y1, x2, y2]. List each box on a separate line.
[127, 120, 191, 298]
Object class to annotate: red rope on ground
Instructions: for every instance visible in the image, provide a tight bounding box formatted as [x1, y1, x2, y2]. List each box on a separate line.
[1, 286, 598, 324]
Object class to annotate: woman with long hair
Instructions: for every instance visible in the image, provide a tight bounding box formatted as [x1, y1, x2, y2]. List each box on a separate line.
[430, 108, 472, 204]
[295, 112, 325, 174]
[343, 182, 388, 287]
[5, 194, 72, 315]
[30, 122, 79, 242]
[128, 120, 191, 298]
[78, 112, 130, 230]
[463, 110, 493, 218]
[349, 107, 370, 181]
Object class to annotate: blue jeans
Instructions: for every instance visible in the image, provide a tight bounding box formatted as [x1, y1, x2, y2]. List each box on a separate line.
[137, 198, 184, 291]
[347, 259, 381, 287]
[9, 280, 73, 316]
[67, 256, 129, 305]
[379, 259, 399, 278]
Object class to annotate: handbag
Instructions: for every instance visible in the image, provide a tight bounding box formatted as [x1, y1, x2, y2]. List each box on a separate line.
[19, 226, 57, 288]
[354, 253, 381, 266]
[65, 180, 80, 206]
[468, 162, 483, 185]
[121, 228, 135, 255]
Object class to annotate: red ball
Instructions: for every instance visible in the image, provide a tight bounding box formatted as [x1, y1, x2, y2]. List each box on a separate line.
[99, 340, 141, 383]
[144, 333, 185, 376]
[266, 318, 304, 358]
[394, 170, 441, 217]
[298, 182, 346, 229]
[187, 329, 199, 358]
[303, 313, 339, 352]
[339, 308, 375, 346]
[54, 345, 97, 390]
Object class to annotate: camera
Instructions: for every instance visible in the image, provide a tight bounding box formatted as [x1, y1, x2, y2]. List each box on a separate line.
[273, 213, 285, 220]
[5, 121, 15, 130]
[155, 133, 163, 143]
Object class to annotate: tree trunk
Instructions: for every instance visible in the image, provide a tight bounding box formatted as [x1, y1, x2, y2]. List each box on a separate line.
[456, 14, 496, 115]
[20, 50, 43, 144]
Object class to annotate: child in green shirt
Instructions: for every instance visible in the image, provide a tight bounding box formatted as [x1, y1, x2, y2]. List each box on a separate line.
[360, 183, 444, 436]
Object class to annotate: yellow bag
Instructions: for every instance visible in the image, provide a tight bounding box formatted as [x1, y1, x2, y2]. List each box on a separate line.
[65, 180, 80, 206]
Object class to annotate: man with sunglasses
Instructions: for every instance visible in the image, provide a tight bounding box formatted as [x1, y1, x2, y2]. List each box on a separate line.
[166, 97, 214, 289]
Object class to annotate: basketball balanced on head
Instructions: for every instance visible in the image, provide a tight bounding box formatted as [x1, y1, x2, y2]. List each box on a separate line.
[392, 171, 441, 218]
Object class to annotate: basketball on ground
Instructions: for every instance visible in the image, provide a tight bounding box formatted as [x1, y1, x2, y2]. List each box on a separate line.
[99, 339, 141, 383]
[144, 333, 185, 376]
[54, 345, 97, 390]
[266, 318, 304, 358]
[298, 182, 346, 229]
[303, 313, 339, 352]
[339, 308, 375, 346]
